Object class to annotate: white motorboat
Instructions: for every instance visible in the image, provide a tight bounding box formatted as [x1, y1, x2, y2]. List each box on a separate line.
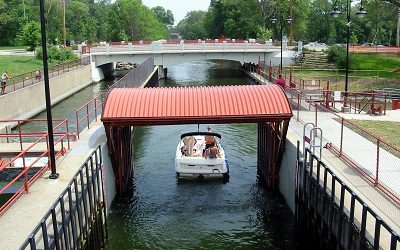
[175, 132, 229, 181]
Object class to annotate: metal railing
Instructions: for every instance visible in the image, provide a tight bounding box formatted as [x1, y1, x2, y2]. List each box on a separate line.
[287, 88, 400, 205]
[75, 93, 106, 139]
[108, 57, 155, 91]
[85, 40, 300, 54]
[19, 145, 107, 250]
[0, 119, 75, 215]
[299, 147, 400, 249]
[2, 57, 90, 95]
[258, 62, 389, 114]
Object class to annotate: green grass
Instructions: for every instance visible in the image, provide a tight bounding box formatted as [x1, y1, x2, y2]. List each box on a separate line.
[0, 46, 26, 50]
[291, 53, 400, 91]
[0, 56, 43, 76]
[347, 119, 400, 149]
[354, 53, 400, 71]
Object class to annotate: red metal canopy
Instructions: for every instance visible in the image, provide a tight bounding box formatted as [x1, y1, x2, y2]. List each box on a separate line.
[101, 85, 292, 126]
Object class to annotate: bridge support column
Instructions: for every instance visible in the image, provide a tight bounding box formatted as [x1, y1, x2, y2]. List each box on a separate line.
[158, 65, 167, 79]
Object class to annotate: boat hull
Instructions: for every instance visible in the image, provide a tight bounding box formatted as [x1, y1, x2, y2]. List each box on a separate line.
[175, 133, 229, 180]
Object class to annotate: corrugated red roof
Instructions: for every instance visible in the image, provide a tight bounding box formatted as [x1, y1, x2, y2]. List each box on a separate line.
[101, 85, 292, 126]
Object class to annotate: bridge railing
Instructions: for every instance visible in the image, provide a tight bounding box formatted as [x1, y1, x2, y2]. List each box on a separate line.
[85, 40, 299, 54]
[299, 147, 400, 249]
[3, 57, 91, 95]
[0, 118, 75, 215]
[286, 88, 400, 206]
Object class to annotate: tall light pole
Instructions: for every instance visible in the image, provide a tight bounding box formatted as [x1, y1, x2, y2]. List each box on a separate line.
[39, 0, 58, 179]
[62, 0, 66, 47]
[330, 1, 367, 106]
[271, 14, 292, 74]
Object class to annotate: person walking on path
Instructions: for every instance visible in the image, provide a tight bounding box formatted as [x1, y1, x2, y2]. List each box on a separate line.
[274, 74, 286, 90]
[1, 70, 12, 95]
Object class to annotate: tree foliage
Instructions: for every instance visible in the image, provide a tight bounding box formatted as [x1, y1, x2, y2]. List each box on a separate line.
[106, 0, 168, 41]
[151, 6, 174, 26]
[17, 21, 41, 52]
[177, 11, 207, 40]
[36, 44, 78, 63]
[327, 44, 355, 69]
[0, 0, 396, 48]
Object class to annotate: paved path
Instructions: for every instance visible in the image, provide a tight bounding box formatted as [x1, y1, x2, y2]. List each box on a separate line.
[0, 49, 34, 56]
[290, 106, 400, 237]
[0, 122, 105, 249]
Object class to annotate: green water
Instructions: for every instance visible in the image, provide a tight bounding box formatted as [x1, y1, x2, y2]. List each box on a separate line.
[7, 60, 298, 249]
[105, 60, 297, 249]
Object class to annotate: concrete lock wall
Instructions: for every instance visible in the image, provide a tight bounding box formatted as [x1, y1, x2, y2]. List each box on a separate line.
[101, 142, 117, 211]
[279, 128, 300, 214]
[0, 65, 92, 121]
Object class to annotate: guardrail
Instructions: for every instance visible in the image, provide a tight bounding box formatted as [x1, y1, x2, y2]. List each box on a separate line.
[0, 119, 75, 215]
[75, 93, 106, 139]
[3, 57, 90, 95]
[298, 147, 400, 249]
[19, 145, 107, 250]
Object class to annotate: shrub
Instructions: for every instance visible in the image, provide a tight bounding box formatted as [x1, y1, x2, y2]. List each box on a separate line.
[36, 44, 78, 63]
[327, 45, 355, 70]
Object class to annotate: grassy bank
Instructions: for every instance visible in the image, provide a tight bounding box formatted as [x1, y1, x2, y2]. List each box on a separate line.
[292, 53, 400, 91]
[292, 52, 400, 150]
[0, 56, 43, 76]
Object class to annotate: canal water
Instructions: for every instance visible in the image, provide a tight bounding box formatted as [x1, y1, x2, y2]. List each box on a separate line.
[105, 60, 297, 249]
[19, 60, 298, 249]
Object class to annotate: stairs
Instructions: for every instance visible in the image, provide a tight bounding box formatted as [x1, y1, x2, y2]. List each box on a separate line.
[292, 52, 337, 70]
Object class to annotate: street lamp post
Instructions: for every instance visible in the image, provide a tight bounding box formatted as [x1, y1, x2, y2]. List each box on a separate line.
[39, 0, 58, 179]
[271, 14, 292, 74]
[330, 1, 367, 107]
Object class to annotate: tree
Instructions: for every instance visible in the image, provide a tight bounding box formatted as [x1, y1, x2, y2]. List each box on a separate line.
[257, 0, 274, 29]
[177, 11, 207, 39]
[151, 6, 174, 26]
[106, 0, 168, 41]
[17, 21, 41, 56]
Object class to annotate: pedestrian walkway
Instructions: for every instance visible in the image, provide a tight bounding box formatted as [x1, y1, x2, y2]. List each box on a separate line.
[0, 121, 106, 250]
[289, 107, 400, 235]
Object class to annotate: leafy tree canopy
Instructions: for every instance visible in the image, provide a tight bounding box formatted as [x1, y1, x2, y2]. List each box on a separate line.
[17, 21, 41, 52]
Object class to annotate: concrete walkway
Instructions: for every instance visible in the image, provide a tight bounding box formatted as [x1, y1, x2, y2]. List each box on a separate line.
[0, 122, 107, 249]
[289, 108, 400, 236]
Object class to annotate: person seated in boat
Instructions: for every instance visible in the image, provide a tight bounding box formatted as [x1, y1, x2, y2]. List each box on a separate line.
[204, 141, 220, 159]
[203, 126, 216, 156]
[181, 146, 187, 155]
[181, 145, 200, 157]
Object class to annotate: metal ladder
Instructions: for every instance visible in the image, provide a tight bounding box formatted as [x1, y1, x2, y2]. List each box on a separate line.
[303, 123, 323, 159]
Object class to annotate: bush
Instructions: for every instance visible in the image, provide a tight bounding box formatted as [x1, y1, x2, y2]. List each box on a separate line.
[327, 45, 355, 70]
[36, 44, 78, 64]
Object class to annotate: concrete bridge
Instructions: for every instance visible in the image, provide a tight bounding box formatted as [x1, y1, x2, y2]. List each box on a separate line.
[82, 40, 302, 81]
